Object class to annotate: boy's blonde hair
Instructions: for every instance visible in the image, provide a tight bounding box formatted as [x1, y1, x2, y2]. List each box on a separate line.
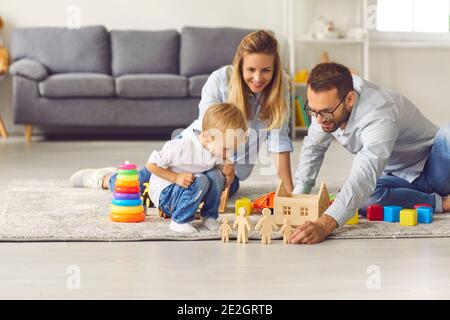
[228, 30, 288, 130]
[202, 103, 248, 149]
[202, 103, 248, 146]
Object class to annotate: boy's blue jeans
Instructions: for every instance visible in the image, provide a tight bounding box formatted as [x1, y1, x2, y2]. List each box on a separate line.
[361, 125, 450, 213]
[158, 168, 225, 223]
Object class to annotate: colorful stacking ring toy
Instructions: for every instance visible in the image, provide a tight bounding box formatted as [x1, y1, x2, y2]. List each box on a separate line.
[118, 169, 138, 175]
[119, 163, 137, 170]
[112, 199, 143, 207]
[115, 179, 140, 187]
[110, 204, 144, 215]
[116, 174, 139, 182]
[109, 212, 145, 223]
[110, 161, 145, 223]
[113, 192, 140, 200]
[114, 186, 140, 194]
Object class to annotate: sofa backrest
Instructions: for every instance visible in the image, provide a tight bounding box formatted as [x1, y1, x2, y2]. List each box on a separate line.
[11, 25, 110, 74]
[180, 26, 254, 77]
[111, 30, 179, 76]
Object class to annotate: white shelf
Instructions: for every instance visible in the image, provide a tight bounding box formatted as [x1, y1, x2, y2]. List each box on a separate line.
[285, 0, 370, 140]
[297, 37, 365, 45]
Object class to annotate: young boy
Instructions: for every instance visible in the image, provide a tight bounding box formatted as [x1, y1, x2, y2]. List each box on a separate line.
[147, 103, 248, 233]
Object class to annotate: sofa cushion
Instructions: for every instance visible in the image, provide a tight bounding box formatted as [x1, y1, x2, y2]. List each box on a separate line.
[111, 30, 179, 76]
[39, 73, 115, 98]
[115, 74, 188, 98]
[180, 27, 254, 77]
[188, 75, 209, 98]
[11, 26, 110, 74]
[9, 59, 49, 81]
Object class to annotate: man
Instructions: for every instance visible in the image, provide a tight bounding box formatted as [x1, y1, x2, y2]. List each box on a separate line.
[290, 62, 450, 244]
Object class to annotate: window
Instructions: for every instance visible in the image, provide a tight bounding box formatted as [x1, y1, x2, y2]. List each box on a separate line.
[283, 206, 291, 215]
[376, 0, 450, 33]
[300, 207, 308, 217]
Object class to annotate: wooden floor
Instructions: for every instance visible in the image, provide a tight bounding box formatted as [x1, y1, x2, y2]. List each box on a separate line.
[1, 136, 449, 299]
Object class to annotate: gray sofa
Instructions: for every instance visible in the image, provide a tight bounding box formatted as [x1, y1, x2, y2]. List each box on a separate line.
[10, 25, 253, 138]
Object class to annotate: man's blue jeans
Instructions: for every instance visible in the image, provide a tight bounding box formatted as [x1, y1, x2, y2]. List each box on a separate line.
[361, 125, 450, 213]
[158, 168, 225, 223]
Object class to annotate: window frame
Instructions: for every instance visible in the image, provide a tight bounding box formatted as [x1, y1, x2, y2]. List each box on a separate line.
[371, 0, 450, 43]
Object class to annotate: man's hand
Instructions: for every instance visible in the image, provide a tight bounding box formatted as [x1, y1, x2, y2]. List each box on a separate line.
[290, 214, 338, 244]
[175, 172, 195, 189]
[221, 164, 235, 189]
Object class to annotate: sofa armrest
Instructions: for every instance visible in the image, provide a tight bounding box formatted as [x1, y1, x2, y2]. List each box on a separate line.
[10, 59, 49, 81]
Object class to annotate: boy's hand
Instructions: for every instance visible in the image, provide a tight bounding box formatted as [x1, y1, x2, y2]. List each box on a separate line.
[175, 172, 195, 188]
[222, 164, 235, 189]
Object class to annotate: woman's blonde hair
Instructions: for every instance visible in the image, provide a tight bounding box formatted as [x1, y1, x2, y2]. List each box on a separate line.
[228, 30, 287, 130]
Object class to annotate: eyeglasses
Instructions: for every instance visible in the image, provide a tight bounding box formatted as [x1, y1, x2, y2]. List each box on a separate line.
[304, 91, 351, 122]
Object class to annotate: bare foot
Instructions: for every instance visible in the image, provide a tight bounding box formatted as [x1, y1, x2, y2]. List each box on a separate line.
[102, 174, 112, 190]
[443, 196, 450, 213]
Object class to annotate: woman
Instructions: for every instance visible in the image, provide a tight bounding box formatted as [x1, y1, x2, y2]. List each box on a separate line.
[70, 30, 294, 196]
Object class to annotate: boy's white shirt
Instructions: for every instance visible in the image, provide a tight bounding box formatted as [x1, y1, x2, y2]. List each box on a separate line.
[148, 129, 217, 207]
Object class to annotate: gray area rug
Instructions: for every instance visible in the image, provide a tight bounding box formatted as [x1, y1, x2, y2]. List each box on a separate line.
[1, 179, 450, 241]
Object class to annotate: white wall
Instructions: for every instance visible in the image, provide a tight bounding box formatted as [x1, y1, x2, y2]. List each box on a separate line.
[0, 0, 449, 136]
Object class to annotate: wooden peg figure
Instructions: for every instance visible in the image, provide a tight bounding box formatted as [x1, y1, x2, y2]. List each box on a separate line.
[319, 51, 330, 63]
[233, 207, 251, 244]
[218, 186, 230, 213]
[279, 217, 293, 244]
[218, 216, 232, 243]
[255, 208, 278, 245]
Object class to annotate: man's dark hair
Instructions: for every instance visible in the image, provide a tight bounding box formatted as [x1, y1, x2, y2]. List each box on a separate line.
[307, 62, 354, 99]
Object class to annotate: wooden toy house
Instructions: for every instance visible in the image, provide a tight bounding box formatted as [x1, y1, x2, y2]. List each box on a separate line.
[273, 181, 330, 226]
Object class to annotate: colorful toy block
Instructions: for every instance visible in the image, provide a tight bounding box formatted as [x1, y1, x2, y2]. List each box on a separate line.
[367, 204, 384, 221]
[417, 207, 433, 224]
[384, 206, 402, 222]
[235, 197, 252, 216]
[414, 203, 433, 209]
[400, 209, 417, 226]
[346, 210, 359, 225]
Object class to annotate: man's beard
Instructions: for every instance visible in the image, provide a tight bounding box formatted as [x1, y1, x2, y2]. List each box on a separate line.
[321, 107, 351, 132]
